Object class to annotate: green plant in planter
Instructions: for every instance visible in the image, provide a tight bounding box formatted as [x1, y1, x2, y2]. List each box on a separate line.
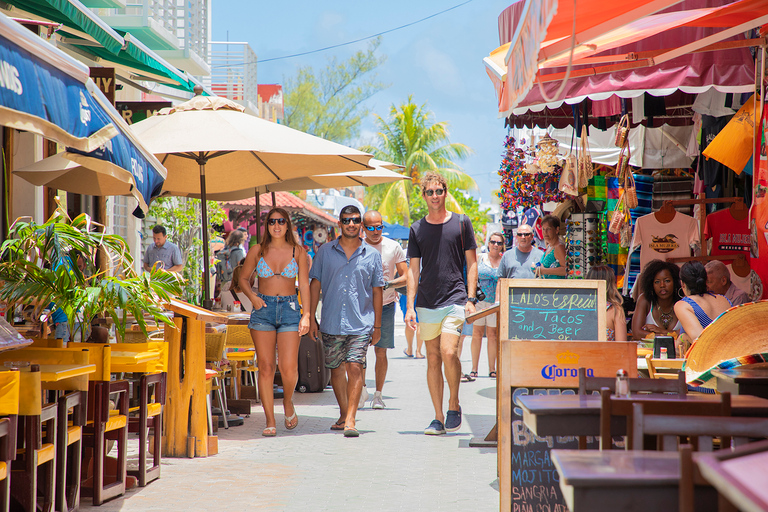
[0, 206, 182, 342]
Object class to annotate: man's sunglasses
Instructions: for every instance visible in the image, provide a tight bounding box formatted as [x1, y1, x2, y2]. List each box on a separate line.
[268, 218, 287, 225]
[489, 240, 504, 246]
[341, 217, 362, 225]
[365, 225, 384, 232]
[518, 232, 533, 237]
[424, 188, 446, 197]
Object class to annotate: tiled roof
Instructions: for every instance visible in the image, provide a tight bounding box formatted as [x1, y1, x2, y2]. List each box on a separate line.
[223, 191, 337, 225]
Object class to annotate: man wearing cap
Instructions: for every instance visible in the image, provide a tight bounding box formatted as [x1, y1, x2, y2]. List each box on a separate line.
[497, 224, 543, 281]
[705, 260, 750, 306]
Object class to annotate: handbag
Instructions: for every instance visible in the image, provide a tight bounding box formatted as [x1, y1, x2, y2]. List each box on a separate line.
[624, 168, 638, 210]
[578, 125, 593, 185]
[615, 114, 630, 148]
[558, 153, 579, 196]
[608, 195, 626, 235]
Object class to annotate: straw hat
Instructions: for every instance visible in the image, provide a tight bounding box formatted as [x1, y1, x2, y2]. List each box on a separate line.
[685, 300, 768, 388]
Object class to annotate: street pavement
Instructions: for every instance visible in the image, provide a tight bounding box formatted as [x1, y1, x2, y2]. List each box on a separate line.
[79, 314, 500, 511]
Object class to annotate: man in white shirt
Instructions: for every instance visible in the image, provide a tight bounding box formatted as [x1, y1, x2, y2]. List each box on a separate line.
[705, 260, 751, 306]
[362, 210, 407, 409]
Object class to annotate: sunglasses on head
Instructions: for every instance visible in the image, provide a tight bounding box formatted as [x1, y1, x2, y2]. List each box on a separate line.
[341, 217, 362, 225]
[424, 188, 445, 197]
[489, 240, 504, 246]
[268, 218, 287, 225]
[365, 225, 384, 232]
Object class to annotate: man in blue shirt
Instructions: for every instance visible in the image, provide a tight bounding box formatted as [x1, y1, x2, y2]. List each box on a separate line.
[309, 205, 384, 437]
[143, 226, 183, 273]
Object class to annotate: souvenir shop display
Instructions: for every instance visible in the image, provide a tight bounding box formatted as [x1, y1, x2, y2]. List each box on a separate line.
[498, 135, 567, 210]
[565, 213, 603, 279]
[630, 207, 700, 270]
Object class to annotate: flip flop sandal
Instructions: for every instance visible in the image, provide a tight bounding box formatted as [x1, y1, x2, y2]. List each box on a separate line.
[262, 427, 277, 437]
[461, 373, 476, 382]
[343, 427, 359, 438]
[330, 420, 345, 431]
[469, 371, 478, 378]
[284, 401, 298, 430]
[403, 349, 414, 358]
[489, 371, 497, 378]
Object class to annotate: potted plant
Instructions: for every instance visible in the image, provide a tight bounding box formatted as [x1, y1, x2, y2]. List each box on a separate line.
[0, 205, 182, 342]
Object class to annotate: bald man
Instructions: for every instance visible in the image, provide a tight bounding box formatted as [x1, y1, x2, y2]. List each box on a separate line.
[705, 260, 750, 306]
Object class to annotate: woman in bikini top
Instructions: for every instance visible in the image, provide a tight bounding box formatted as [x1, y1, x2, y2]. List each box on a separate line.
[238, 207, 310, 437]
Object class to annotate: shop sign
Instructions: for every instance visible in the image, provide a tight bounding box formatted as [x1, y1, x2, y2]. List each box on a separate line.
[503, 0, 557, 113]
[89, 67, 115, 105]
[115, 101, 172, 125]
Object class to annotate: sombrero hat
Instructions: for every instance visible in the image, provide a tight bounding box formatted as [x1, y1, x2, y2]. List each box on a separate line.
[685, 300, 768, 389]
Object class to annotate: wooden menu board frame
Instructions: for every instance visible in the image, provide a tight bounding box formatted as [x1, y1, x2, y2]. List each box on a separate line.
[499, 278, 607, 342]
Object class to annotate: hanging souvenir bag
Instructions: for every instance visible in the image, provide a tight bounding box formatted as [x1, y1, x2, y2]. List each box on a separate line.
[620, 214, 633, 248]
[614, 114, 630, 148]
[578, 125, 593, 187]
[624, 164, 639, 210]
[609, 194, 626, 235]
[559, 128, 579, 196]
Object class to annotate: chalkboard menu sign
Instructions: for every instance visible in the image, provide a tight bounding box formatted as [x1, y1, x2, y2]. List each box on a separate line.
[511, 387, 598, 512]
[500, 279, 606, 341]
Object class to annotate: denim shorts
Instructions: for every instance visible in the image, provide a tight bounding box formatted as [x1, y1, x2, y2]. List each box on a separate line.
[248, 294, 301, 333]
[375, 302, 396, 349]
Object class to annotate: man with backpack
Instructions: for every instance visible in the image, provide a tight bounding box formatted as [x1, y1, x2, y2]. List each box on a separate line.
[405, 172, 478, 436]
[216, 229, 246, 298]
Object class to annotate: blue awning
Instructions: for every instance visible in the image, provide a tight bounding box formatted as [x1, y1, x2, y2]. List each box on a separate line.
[65, 85, 167, 217]
[0, 12, 119, 151]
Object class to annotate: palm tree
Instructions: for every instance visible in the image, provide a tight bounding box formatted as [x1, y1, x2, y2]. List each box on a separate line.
[361, 96, 475, 225]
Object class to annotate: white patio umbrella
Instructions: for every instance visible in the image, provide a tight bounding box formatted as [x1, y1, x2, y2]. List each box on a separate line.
[129, 90, 374, 308]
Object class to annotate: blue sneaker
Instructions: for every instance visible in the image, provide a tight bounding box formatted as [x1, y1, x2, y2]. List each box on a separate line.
[445, 407, 462, 432]
[424, 419, 446, 435]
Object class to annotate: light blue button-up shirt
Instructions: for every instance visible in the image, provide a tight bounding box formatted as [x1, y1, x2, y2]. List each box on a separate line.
[309, 239, 385, 336]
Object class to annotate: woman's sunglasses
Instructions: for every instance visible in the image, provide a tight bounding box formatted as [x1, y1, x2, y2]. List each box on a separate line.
[424, 188, 446, 197]
[489, 240, 504, 246]
[268, 218, 287, 226]
[365, 225, 384, 232]
[341, 217, 362, 225]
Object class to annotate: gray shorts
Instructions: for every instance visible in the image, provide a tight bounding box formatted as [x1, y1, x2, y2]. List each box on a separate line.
[321, 332, 370, 369]
[375, 302, 396, 349]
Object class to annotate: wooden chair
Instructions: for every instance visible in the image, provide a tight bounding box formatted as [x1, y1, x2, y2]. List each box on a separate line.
[599, 388, 732, 450]
[645, 354, 686, 380]
[631, 402, 768, 452]
[67, 344, 130, 505]
[0, 370, 20, 512]
[56, 391, 85, 512]
[110, 341, 168, 487]
[12, 365, 57, 512]
[204, 332, 230, 429]
[223, 325, 257, 400]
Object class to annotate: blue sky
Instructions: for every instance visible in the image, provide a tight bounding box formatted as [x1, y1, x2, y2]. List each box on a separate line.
[211, 0, 511, 204]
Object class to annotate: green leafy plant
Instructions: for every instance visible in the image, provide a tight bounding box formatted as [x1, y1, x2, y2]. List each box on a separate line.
[0, 205, 182, 342]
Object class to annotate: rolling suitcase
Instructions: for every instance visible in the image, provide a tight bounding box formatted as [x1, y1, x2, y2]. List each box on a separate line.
[296, 334, 330, 393]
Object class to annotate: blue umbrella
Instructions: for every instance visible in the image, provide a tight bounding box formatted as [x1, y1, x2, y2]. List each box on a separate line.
[382, 222, 410, 240]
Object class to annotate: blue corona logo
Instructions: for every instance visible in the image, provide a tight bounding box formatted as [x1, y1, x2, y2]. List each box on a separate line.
[541, 365, 593, 382]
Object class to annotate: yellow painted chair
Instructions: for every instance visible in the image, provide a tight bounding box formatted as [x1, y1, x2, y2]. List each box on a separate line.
[110, 341, 168, 487]
[0, 347, 90, 512]
[204, 332, 230, 429]
[12, 365, 57, 512]
[0, 370, 20, 512]
[223, 325, 257, 400]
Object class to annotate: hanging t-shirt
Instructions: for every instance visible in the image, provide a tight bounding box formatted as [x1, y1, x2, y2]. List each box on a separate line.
[367, 236, 406, 305]
[408, 213, 477, 309]
[630, 212, 700, 269]
[699, 115, 730, 187]
[702, 208, 750, 258]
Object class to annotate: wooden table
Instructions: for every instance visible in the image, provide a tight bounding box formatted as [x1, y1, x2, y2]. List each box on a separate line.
[712, 367, 768, 400]
[696, 440, 768, 512]
[552, 449, 718, 512]
[519, 393, 768, 438]
[110, 351, 161, 366]
[36, 363, 95, 382]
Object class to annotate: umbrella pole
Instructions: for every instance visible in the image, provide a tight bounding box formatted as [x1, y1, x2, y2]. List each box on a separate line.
[199, 157, 212, 310]
[255, 189, 261, 244]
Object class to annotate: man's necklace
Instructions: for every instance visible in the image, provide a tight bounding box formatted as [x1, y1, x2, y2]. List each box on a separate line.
[657, 305, 674, 329]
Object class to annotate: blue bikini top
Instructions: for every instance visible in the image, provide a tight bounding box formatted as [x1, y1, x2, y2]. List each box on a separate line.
[256, 246, 298, 279]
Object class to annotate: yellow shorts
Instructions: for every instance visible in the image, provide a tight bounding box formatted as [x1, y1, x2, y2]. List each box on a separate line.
[416, 304, 465, 341]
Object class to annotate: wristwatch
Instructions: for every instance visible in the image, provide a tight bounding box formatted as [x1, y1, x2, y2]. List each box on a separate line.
[467, 297, 478, 305]
[383, 281, 390, 290]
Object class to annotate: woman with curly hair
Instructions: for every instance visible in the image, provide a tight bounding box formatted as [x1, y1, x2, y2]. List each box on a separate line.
[631, 259, 683, 340]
